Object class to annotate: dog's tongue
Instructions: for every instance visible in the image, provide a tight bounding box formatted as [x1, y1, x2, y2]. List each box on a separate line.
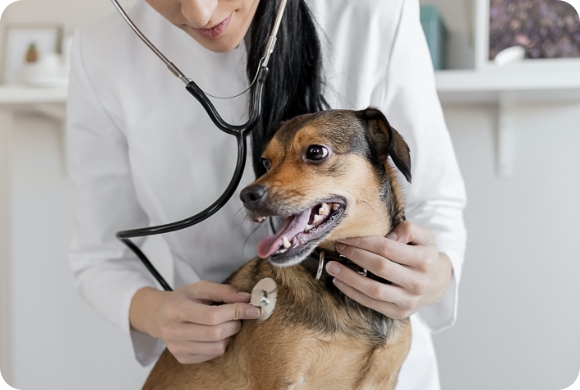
[257, 209, 312, 258]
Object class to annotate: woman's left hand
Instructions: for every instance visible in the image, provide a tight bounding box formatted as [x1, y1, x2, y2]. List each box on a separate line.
[327, 221, 453, 319]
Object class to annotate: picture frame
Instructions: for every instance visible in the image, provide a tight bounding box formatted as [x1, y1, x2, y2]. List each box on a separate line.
[475, 0, 580, 72]
[1, 23, 63, 85]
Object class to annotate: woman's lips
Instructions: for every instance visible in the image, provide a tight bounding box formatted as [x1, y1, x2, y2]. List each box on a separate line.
[192, 14, 232, 39]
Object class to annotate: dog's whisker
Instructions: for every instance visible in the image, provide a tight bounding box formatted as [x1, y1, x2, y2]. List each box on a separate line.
[232, 206, 247, 222]
[361, 200, 381, 218]
[242, 223, 266, 250]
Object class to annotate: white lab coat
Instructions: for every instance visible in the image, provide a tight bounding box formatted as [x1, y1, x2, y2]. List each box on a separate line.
[67, 0, 467, 388]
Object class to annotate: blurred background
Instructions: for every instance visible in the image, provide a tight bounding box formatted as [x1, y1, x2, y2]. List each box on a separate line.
[0, 0, 579, 389]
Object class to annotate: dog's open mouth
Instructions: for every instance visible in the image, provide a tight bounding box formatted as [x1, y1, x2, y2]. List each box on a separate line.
[256, 198, 346, 264]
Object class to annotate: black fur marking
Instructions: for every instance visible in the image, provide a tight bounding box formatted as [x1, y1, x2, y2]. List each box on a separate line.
[357, 108, 412, 184]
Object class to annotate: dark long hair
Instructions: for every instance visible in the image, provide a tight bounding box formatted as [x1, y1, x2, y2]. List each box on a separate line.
[247, 0, 329, 177]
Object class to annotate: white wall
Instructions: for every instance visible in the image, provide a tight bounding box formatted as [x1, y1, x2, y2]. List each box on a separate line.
[1, 0, 580, 389]
[433, 102, 580, 390]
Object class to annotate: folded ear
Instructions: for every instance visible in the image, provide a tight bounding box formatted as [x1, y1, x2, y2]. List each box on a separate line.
[358, 107, 412, 183]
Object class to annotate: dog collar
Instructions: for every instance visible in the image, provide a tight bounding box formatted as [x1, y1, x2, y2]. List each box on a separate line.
[300, 249, 368, 281]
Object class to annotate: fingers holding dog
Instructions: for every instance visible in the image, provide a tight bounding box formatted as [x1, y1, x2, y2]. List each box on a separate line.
[327, 261, 408, 303]
[161, 311, 244, 364]
[332, 240, 416, 291]
[148, 280, 261, 365]
[332, 221, 452, 317]
[162, 318, 241, 343]
[386, 221, 436, 248]
[184, 280, 254, 305]
[187, 302, 261, 325]
[170, 338, 232, 364]
[337, 233, 431, 269]
[331, 277, 411, 320]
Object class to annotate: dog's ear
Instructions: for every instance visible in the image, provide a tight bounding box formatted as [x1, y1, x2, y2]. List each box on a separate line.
[358, 107, 412, 183]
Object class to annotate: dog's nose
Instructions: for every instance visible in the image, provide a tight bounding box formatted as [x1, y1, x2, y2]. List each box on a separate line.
[240, 185, 268, 208]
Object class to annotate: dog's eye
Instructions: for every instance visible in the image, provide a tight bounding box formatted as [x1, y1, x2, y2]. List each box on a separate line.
[261, 158, 271, 171]
[306, 145, 329, 161]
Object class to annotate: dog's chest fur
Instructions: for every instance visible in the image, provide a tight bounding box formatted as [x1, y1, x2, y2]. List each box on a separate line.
[144, 258, 411, 390]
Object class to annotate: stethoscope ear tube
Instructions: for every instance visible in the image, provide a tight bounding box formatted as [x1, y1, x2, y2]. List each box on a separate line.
[184, 66, 269, 136]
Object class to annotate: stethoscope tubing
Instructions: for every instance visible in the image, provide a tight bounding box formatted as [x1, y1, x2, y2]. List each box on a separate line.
[110, 0, 282, 292]
[116, 78, 267, 291]
[184, 66, 269, 135]
[117, 77, 266, 238]
[116, 130, 246, 292]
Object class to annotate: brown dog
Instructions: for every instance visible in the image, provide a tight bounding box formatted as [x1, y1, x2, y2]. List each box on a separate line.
[144, 108, 413, 390]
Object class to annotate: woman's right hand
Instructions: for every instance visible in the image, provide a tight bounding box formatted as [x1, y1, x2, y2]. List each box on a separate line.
[130, 280, 261, 364]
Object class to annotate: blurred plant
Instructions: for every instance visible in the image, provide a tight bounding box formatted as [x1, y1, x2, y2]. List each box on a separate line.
[560, 0, 580, 16]
[489, 0, 580, 59]
[24, 42, 38, 63]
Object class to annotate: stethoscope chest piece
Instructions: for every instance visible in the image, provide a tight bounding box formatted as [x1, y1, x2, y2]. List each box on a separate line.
[250, 278, 278, 321]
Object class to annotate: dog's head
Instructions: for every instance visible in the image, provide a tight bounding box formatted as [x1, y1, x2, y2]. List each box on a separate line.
[240, 108, 411, 267]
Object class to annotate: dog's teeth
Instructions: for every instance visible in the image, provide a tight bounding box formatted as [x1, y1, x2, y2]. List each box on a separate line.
[304, 224, 313, 232]
[319, 203, 330, 215]
[332, 203, 340, 211]
[313, 214, 324, 224]
[256, 216, 266, 222]
[274, 249, 287, 255]
[283, 236, 291, 249]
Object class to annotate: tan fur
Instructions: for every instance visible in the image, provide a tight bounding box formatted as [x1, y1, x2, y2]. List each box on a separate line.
[144, 109, 412, 389]
[145, 260, 411, 390]
[259, 126, 396, 251]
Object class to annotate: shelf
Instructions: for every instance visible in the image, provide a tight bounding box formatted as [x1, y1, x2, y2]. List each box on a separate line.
[434, 67, 580, 178]
[0, 85, 67, 105]
[0, 85, 68, 173]
[435, 69, 580, 104]
[3, 74, 580, 107]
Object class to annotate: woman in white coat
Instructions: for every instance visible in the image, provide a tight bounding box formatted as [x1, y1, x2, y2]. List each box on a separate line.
[67, 0, 467, 388]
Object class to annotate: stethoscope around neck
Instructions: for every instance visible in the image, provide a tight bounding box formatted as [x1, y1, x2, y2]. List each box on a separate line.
[110, 0, 288, 293]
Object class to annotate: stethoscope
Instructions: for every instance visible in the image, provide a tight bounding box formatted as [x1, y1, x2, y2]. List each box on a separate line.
[110, 0, 287, 317]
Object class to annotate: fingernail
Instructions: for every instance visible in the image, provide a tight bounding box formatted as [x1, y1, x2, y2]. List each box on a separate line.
[326, 262, 341, 275]
[336, 243, 346, 252]
[386, 232, 398, 241]
[246, 307, 260, 317]
[333, 278, 344, 288]
[237, 292, 251, 298]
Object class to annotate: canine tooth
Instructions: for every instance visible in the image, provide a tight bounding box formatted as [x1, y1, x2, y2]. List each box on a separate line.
[283, 236, 291, 249]
[313, 214, 323, 224]
[318, 203, 330, 215]
[332, 203, 340, 211]
[304, 224, 313, 232]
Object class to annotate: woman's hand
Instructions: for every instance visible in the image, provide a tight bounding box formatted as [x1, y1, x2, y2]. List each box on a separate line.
[130, 281, 261, 364]
[327, 221, 452, 319]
